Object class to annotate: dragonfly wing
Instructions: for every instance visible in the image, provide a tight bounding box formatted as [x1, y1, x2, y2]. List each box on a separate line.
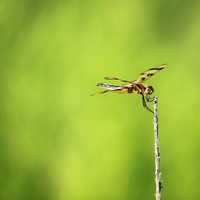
[96, 83, 123, 91]
[136, 64, 167, 83]
[104, 76, 132, 83]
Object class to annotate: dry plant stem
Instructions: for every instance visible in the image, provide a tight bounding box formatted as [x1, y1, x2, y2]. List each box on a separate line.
[153, 96, 161, 200]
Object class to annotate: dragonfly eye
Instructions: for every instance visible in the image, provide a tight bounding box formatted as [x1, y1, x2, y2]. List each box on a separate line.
[147, 86, 154, 95]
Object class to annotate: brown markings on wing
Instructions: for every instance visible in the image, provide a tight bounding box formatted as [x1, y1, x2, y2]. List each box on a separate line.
[136, 64, 167, 83]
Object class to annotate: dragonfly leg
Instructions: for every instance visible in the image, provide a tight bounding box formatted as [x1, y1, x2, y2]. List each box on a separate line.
[142, 95, 153, 113]
[146, 95, 155, 102]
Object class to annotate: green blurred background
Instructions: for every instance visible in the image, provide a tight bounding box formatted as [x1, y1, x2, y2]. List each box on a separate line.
[1, 0, 200, 199]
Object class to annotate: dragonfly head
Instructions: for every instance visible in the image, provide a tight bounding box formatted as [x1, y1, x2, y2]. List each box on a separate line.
[146, 85, 154, 95]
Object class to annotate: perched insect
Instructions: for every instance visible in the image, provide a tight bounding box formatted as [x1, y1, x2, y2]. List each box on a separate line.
[92, 64, 166, 113]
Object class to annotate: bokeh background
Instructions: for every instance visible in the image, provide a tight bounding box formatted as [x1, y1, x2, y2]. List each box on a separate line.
[1, 0, 200, 199]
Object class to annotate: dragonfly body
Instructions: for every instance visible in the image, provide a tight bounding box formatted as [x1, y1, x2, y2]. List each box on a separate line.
[94, 64, 166, 113]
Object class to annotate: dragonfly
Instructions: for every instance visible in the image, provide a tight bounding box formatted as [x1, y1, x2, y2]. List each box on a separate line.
[92, 64, 166, 113]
